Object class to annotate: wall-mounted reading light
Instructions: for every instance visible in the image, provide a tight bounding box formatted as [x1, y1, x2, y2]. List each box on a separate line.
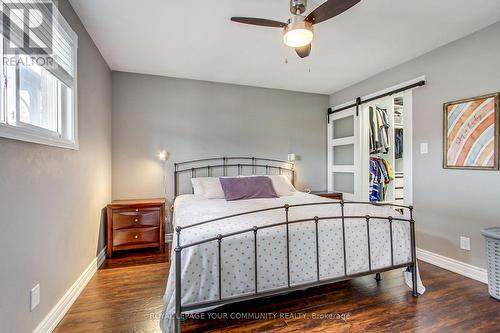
[158, 150, 169, 161]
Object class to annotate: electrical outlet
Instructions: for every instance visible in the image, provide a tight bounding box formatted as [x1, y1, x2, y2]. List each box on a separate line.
[420, 143, 428, 154]
[30, 284, 40, 311]
[460, 236, 471, 251]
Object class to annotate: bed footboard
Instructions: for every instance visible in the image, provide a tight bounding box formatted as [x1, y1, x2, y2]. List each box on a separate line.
[172, 201, 418, 333]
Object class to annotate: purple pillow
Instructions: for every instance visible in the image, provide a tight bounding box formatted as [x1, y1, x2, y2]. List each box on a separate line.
[219, 176, 278, 201]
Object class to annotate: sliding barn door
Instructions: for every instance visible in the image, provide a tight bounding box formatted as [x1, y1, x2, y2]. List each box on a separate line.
[327, 107, 362, 201]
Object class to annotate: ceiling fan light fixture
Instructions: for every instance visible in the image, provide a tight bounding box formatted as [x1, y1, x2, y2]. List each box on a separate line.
[283, 20, 313, 48]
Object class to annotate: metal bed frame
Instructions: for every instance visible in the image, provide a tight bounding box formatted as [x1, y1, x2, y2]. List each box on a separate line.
[172, 157, 418, 333]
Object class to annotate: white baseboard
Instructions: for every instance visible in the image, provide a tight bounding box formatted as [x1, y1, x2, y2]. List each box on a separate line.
[96, 247, 107, 268]
[417, 247, 487, 284]
[34, 247, 107, 333]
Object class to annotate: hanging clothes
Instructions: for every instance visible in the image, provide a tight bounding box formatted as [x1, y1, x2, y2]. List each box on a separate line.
[369, 158, 381, 202]
[369, 157, 393, 203]
[382, 159, 394, 184]
[369, 106, 391, 154]
[395, 128, 403, 159]
[369, 106, 377, 153]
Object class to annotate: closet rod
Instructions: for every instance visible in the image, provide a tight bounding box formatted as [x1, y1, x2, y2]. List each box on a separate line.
[327, 80, 426, 122]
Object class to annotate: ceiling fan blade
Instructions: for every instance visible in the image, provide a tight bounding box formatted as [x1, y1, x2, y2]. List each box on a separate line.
[295, 44, 311, 58]
[305, 0, 360, 25]
[231, 17, 287, 28]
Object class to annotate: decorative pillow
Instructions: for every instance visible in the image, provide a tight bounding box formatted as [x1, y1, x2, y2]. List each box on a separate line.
[266, 175, 296, 196]
[190, 177, 225, 199]
[219, 176, 278, 201]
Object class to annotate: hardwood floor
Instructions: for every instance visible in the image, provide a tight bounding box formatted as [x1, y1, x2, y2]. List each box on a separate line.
[55, 248, 500, 332]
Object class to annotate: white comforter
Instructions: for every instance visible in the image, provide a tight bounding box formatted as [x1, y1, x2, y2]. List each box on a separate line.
[160, 193, 424, 332]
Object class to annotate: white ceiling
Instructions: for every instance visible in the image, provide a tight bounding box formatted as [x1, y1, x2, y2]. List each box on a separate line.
[69, 0, 500, 94]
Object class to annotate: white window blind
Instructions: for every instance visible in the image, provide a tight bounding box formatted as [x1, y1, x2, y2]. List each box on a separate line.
[0, 0, 77, 87]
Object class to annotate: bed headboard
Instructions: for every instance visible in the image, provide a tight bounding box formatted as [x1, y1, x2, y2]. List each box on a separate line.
[174, 157, 295, 197]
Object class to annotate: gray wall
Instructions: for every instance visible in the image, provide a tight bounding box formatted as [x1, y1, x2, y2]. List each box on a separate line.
[112, 72, 329, 202]
[0, 1, 112, 332]
[330, 21, 500, 269]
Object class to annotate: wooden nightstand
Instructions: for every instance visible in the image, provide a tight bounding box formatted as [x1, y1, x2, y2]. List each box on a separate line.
[310, 191, 343, 200]
[106, 199, 165, 258]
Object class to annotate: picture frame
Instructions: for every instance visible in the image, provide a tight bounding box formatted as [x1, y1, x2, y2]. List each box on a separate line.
[443, 92, 499, 170]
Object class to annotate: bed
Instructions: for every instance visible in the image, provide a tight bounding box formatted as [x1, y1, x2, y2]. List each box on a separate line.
[160, 157, 423, 333]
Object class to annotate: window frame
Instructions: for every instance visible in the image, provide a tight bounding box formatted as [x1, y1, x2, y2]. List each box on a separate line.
[0, 2, 78, 150]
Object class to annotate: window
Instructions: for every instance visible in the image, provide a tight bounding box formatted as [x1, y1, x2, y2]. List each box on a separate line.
[0, 0, 78, 149]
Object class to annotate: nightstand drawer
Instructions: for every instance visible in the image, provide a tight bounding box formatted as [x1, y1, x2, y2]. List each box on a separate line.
[112, 209, 160, 230]
[113, 227, 160, 247]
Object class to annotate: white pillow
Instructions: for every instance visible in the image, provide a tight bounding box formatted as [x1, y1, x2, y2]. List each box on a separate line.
[266, 175, 296, 197]
[190, 177, 225, 199]
[190, 178, 204, 196]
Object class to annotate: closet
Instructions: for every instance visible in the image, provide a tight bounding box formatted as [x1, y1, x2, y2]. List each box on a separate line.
[327, 78, 420, 204]
[363, 95, 406, 204]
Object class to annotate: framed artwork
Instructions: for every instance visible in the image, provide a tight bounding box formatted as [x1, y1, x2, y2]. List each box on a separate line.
[443, 93, 499, 170]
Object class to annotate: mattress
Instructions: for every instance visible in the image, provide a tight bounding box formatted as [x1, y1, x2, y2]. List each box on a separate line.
[160, 192, 420, 331]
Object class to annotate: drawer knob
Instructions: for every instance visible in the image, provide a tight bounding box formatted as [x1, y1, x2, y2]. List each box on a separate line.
[134, 235, 139, 239]
[135, 209, 139, 212]
[135, 218, 138, 222]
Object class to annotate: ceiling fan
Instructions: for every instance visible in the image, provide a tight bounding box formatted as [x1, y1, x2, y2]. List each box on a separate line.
[231, 0, 360, 58]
